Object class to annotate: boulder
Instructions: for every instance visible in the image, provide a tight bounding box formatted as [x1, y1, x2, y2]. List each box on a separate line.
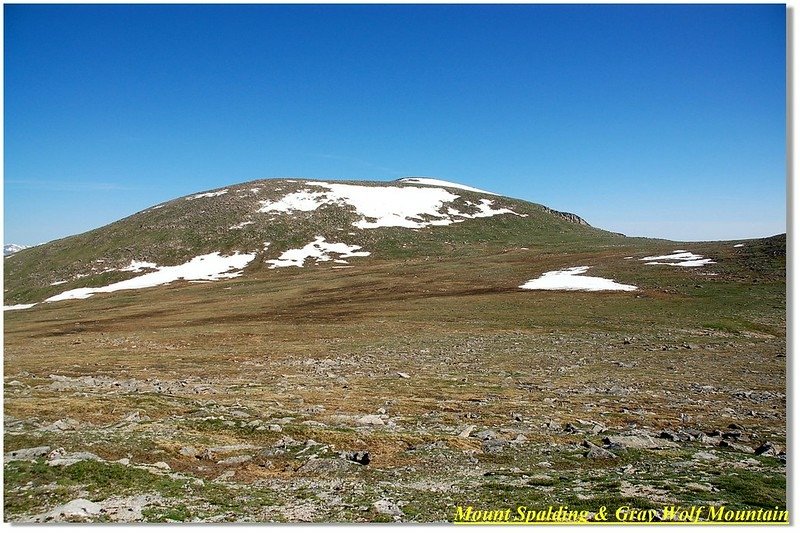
[4, 446, 51, 463]
[373, 499, 404, 517]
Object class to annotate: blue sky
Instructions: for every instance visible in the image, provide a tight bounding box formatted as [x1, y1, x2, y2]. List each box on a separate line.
[4, 4, 786, 244]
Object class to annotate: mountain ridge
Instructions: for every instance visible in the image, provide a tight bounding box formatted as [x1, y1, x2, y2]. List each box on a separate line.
[4, 177, 627, 304]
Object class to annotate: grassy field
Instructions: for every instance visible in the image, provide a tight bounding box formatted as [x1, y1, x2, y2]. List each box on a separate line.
[3, 226, 785, 522]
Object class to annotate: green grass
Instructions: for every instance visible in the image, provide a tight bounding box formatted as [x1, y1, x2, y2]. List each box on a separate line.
[716, 470, 786, 509]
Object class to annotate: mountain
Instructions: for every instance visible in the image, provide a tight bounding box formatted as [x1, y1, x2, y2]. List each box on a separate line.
[3, 177, 626, 305]
[4, 244, 27, 256]
[3, 176, 786, 522]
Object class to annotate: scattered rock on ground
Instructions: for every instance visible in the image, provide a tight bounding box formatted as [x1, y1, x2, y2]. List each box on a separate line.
[4, 446, 51, 463]
[582, 440, 617, 459]
[373, 499, 404, 517]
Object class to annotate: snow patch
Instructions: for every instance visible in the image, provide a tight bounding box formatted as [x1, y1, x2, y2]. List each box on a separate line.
[640, 250, 715, 268]
[258, 190, 329, 213]
[120, 260, 158, 273]
[397, 177, 498, 195]
[186, 189, 229, 200]
[734, 243, 745, 248]
[229, 221, 254, 230]
[267, 237, 370, 269]
[520, 266, 637, 292]
[258, 181, 523, 229]
[45, 252, 255, 302]
[50, 280, 68, 286]
[3, 303, 36, 311]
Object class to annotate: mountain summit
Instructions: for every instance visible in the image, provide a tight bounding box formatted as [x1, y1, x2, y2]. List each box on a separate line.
[4, 177, 616, 304]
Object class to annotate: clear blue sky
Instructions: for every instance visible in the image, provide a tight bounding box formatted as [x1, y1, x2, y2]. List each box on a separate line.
[4, 4, 786, 244]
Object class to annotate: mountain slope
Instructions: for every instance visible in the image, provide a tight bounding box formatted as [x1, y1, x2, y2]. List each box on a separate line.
[3, 177, 628, 304]
[3, 177, 786, 522]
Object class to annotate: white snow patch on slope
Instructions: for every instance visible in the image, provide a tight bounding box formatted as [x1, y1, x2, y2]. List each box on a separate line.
[50, 280, 68, 286]
[229, 221, 254, 230]
[266, 236, 370, 269]
[397, 178, 498, 196]
[45, 252, 255, 302]
[734, 243, 745, 248]
[186, 189, 229, 200]
[3, 303, 36, 311]
[640, 250, 715, 267]
[258, 181, 523, 229]
[520, 266, 637, 292]
[120, 260, 158, 273]
[259, 190, 329, 213]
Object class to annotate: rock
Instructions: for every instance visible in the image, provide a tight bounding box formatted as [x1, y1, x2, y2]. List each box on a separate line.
[217, 455, 251, 466]
[719, 440, 755, 454]
[297, 457, 358, 475]
[99, 493, 161, 521]
[659, 430, 692, 442]
[754, 442, 780, 456]
[116, 458, 130, 466]
[179, 446, 200, 458]
[151, 461, 171, 470]
[587, 422, 607, 435]
[511, 413, 524, 422]
[482, 439, 508, 454]
[275, 436, 300, 447]
[686, 482, 715, 492]
[700, 434, 722, 446]
[727, 423, 745, 430]
[342, 451, 371, 465]
[582, 440, 617, 460]
[475, 430, 498, 441]
[40, 498, 102, 521]
[205, 444, 257, 459]
[113, 411, 148, 428]
[47, 451, 102, 467]
[268, 424, 282, 432]
[603, 435, 678, 450]
[458, 425, 476, 438]
[563, 423, 580, 434]
[4, 446, 51, 463]
[44, 418, 82, 432]
[722, 430, 749, 442]
[397, 372, 410, 379]
[693, 451, 718, 461]
[357, 415, 385, 426]
[544, 420, 561, 432]
[373, 499, 404, 517]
